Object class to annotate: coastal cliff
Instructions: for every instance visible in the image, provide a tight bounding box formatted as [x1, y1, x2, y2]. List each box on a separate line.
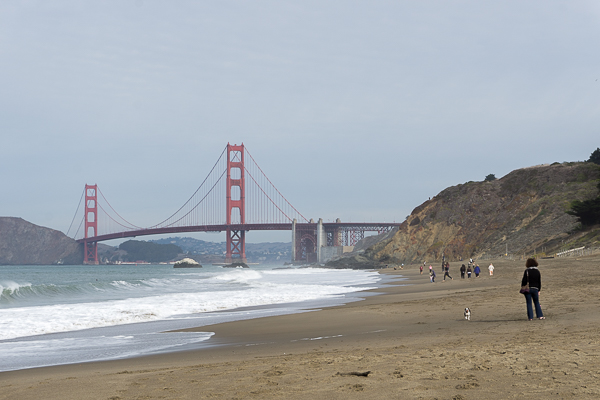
[0, 217, 82, 265]
[362, 162, 600, 264]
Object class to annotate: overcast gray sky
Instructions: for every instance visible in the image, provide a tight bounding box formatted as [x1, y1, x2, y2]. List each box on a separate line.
[1, 0, 599, 244]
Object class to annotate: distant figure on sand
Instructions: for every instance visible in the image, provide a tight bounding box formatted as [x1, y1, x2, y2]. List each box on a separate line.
[443, 262, 453, 281]
[474, 265, 481, 277]
[521, 258, 544, 320]
[430, 269, 436, 283]
[460, 264, 466, 279]
[467, 265, 472, 278]
[420, 265, 423, 274]
[488, 263, 494, 276]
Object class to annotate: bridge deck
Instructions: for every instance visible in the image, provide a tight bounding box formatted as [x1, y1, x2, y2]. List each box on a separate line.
[76, 222, 402, 243]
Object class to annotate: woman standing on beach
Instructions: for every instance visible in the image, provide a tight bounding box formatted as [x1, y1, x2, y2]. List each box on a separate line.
[521, 258, 545, 320]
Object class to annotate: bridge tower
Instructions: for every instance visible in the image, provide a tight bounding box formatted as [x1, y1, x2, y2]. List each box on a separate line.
[225, 143, 247, 263]
[84, 184, 99, 265]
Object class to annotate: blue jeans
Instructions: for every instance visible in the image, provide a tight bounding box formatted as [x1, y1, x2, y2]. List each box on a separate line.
[524, 288, 544, 319]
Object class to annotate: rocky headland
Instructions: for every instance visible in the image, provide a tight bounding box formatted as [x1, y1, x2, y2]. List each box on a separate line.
[0, 217, 82, 265]
[356, 161, 600, 265]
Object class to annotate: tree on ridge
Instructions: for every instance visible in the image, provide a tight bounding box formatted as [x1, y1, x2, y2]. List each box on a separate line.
[588, 147, 600, 165]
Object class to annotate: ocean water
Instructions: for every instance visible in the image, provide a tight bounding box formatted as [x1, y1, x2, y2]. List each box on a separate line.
[0, 264, 383, 372]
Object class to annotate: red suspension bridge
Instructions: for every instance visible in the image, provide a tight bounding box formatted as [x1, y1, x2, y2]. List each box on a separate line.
[68, 143, 400, 264]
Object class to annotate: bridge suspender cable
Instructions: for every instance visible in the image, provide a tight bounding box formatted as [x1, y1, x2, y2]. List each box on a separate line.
[244, 168, 300, 223]
[66, 188, 85, 238]
[146, 146, 228, 229]
[97, 202, 142, 231]
[97, 188, 143, 230]
[244, 149, 308, 223]
[155, 169, 227, 229]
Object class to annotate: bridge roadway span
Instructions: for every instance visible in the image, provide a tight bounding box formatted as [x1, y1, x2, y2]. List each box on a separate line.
[76, 222, 401, 244]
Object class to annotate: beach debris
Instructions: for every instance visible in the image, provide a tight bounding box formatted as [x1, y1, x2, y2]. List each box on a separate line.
[336, 371, 371, 377]
[350, 383, 365, 391]
[455, 382, 480, 389]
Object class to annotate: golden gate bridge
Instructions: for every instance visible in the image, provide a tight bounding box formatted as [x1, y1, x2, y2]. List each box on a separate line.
[68, 143, 400, 264]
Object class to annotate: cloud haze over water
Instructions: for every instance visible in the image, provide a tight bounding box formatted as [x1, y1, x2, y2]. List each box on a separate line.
[1, 1, 599, 243]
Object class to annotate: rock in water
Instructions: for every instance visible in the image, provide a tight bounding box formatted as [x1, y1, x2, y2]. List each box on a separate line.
[173, 258, 202, 268]
[223, 261, 249, 268]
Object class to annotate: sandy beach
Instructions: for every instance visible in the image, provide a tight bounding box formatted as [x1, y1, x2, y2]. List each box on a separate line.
[2, 255, 600, 399]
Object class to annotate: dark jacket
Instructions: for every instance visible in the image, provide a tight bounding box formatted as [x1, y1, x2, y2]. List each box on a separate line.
[522, 267, 542, 291]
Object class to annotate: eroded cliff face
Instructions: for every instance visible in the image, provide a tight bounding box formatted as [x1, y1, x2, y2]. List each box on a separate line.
[365, 162, 600, 263]
[0, 217, 82, 265]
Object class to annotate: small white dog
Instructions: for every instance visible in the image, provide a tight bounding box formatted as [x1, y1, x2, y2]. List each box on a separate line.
[464, 307, 471, 321]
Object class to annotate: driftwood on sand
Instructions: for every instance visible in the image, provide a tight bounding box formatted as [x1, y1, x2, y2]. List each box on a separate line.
[336, 371, 371, 377]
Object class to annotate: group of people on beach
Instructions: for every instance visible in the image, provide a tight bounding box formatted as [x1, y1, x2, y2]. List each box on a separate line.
[420, 258, 495, 283]
[458, 261, 491, 278]
[423, 262, 453, 282]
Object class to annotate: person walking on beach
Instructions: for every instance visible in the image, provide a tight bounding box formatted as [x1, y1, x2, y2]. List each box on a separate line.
[488, 263, 494, 276]
[430, 269, 436, 283]
[521, 258, 544, 320]
[467, 265, 472, 278]
[460, 264, 466, 279]
[443, 262, 453, 281]
[420, 265, 423, 274]
[474, 264, 481, 277]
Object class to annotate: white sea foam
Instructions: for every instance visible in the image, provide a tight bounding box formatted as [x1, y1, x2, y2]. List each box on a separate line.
[0, 267, 379, 341]
[0, 265, 385, 372]
[1, 280, 32, 294]
[0, 332, 214, 371]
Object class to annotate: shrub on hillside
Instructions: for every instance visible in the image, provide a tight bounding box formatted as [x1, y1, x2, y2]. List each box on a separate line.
[567, 181, 600, 227]
[588, 148, 600, 165]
